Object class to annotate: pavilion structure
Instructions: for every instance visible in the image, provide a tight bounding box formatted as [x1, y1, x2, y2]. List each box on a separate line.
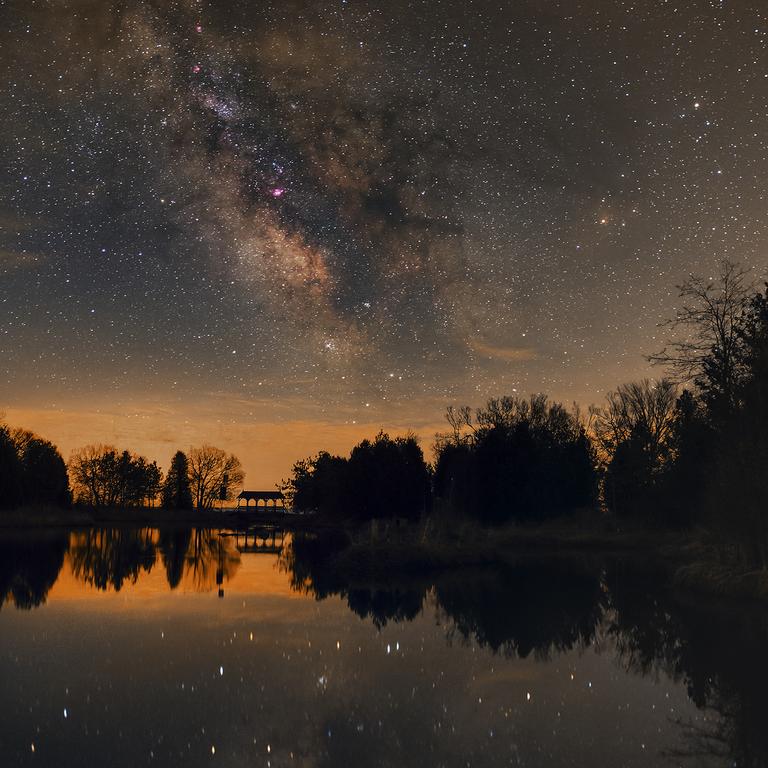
[236, 490, 285, 511]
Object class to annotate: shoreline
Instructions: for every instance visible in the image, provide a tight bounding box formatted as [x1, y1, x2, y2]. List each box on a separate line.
[2, 506, 767, 602]
[0, 505, 318, 531]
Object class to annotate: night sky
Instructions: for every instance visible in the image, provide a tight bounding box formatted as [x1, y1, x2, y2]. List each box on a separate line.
[2, 0, 767, 484]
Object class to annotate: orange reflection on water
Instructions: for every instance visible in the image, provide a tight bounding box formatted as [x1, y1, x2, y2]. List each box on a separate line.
[44, 528, 303, 605]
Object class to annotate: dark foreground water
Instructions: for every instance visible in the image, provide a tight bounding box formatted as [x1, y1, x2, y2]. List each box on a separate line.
[1, 527, 766, 767]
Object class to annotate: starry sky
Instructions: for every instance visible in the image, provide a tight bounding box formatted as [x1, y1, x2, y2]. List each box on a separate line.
[2, 0, 767, 485]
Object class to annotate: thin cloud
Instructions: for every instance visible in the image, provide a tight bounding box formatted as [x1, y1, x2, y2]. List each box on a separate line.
[0, 249, 45, 271]
[469, 339, 538, 362]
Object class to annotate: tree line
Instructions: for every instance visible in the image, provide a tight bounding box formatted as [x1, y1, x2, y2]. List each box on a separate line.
[2, 258, 767, 560]
[281, 431, 431, 521]
[0, 432, 244, 512]
[594, 260, 768, 563]
[283, 259, 768, 563]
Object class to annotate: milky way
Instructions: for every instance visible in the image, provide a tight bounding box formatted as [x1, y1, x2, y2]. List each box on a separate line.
[2, 0, 768, 475]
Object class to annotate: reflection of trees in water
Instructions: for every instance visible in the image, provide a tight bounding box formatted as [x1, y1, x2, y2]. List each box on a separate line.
[69, 528, 156, 591]
[4, 524, 767, 766]
[157, 527, 193, 589]
[282, 535, 768, 766]
[0, 531, 69, 610]
[346, 587, 425, 629]
[184, 529, 240, 592]
[606, 561, 768, 768]
[279, 531, 427, 627]
[435, 560, 606, 658]
[283, 534, 607, 652]
[278, 529, 351, 599]
[67, 527, 241, 593]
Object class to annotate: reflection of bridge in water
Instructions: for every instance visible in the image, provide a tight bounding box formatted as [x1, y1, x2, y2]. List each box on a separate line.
[222, 528, 286, 554]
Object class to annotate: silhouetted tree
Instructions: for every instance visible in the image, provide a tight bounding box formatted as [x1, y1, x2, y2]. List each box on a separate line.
[655, 390, 714, 527]
[117, 451, 162, 506]
[161, 450, 194, 510]
[708, 284, 768, 563]
[0, 423, 70, 511]
[432, 441, 474, 510]
[68, 445, 162, 507]
[69, 444, 118, 506]
[434, 395, 597, 524]
[187, 445, 244, 510]
[284, 432, 430, 520]
[281, 451, 349, 514]
[647, 265, 768, 549]
[592, 379, 678, 519]
[649, 259, 752, 423]
[12, 430, 71, 507]
[0, 425, 24, 510]
[345, 432, 431, 520]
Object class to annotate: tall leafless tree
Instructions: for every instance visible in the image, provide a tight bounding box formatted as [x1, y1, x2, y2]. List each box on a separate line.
[187, 445, 244, 510]
[590, 378, 678, 467]
[649, 259, 753, 415]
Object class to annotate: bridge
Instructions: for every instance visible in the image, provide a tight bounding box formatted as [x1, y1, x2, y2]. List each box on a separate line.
[236, 490, 286, 511]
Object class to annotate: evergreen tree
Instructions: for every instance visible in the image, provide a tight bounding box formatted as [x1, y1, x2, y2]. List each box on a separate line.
[161, 451, 194, 510]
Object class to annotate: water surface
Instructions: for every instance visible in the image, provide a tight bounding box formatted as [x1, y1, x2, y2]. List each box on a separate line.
[1, 527, 765, 767]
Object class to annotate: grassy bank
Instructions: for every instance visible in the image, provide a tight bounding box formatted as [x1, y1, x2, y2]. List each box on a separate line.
[295, 517, 768, 603]
[294, 516, 685, 585]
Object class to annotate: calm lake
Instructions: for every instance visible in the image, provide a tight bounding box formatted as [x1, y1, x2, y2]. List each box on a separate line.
[1, 527, 766, 767]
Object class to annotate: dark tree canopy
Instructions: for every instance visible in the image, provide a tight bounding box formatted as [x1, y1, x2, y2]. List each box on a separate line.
[68, 445, 162, 508]
[0, 423, 70, 511]
[187, 445, 244, 510]
[161, 451, 194, 510]
[591, 379, 678, 520]
[642, 265, 768, 553]
[434, 395, 597, 524]
[283, 432, 430, 520]
[16, 433, 72, 507]
[0, 426, 24, 511]
[649, 259, 753, 422]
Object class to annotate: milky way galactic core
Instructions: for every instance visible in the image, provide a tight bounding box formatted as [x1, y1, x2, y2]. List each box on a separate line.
[2, 0, 767, 478]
